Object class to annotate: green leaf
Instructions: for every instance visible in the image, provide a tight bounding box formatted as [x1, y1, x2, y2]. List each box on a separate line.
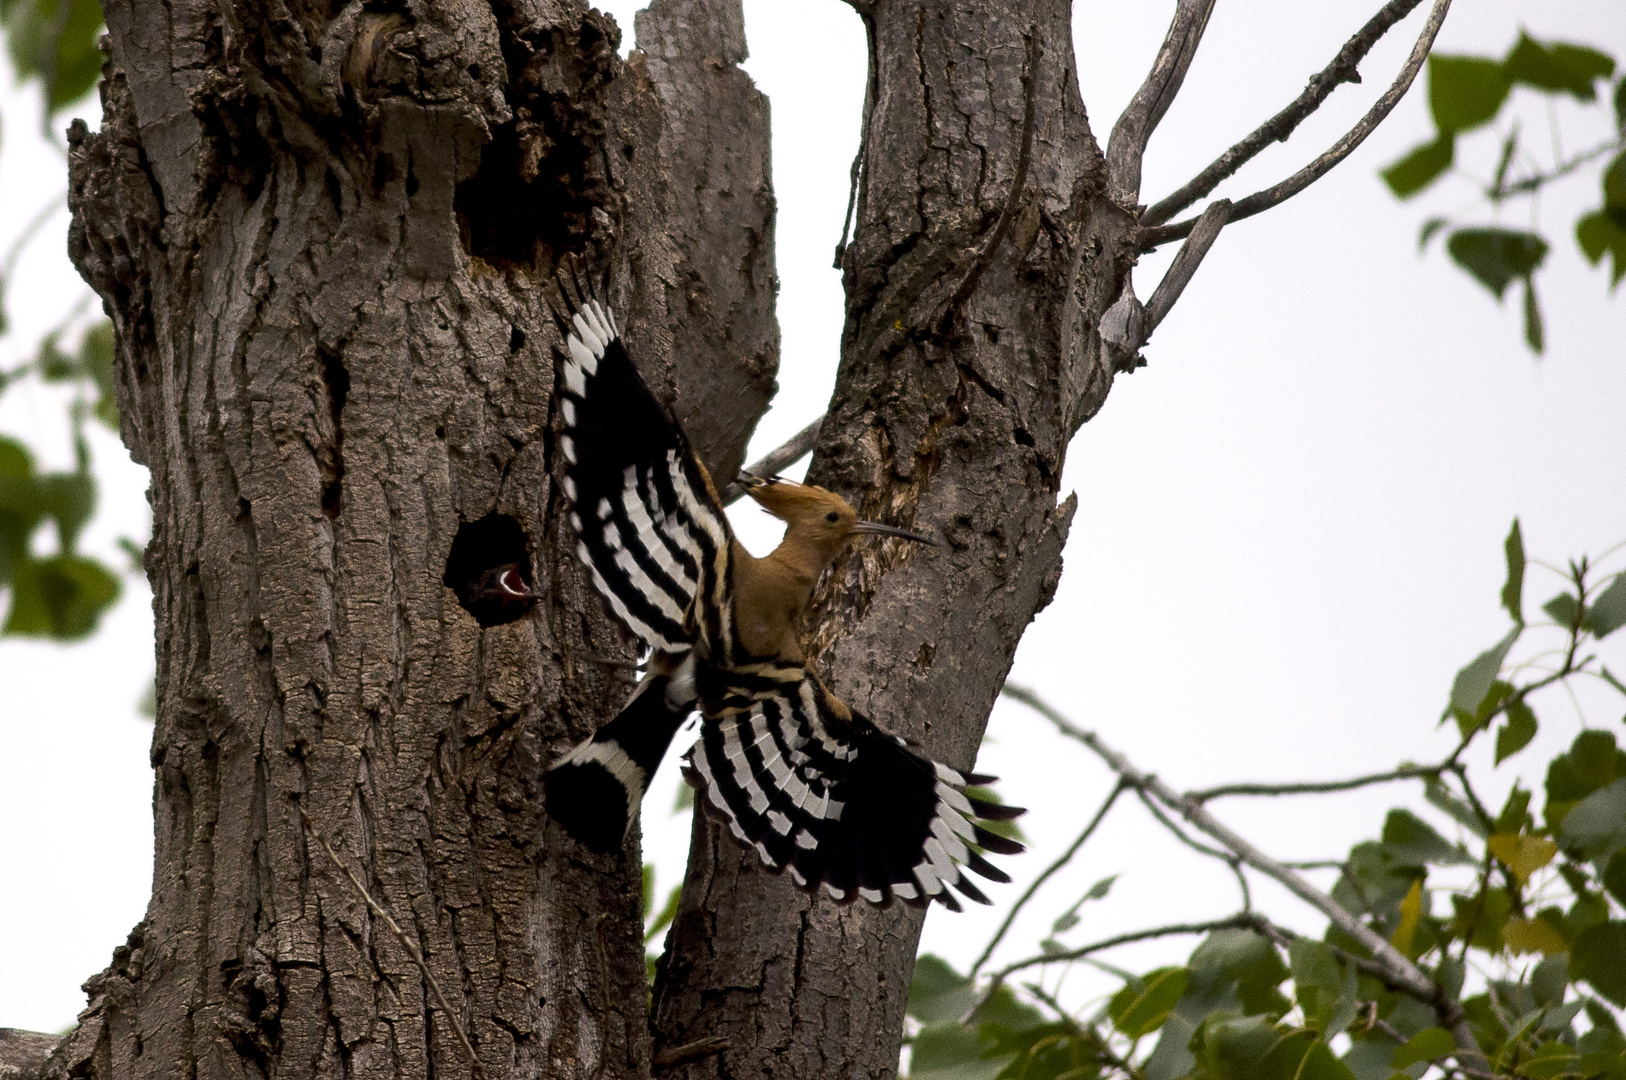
[909, 1022, 1005, 1080]
[1545, 730, 1625, 832]
[1521, 276, 1544, 354]
[1418, 217, 1449, 249]
[1446, 228, 1549, 300]
[1429, 55, 1512, 134]
[1559, 778, 1626, 861]
[1382, 808, 1473, 866]
[3, 0, 107, 111]
[1590, 573, 1626, 638]
[1192, 1015, 1279, 1080]
[1543, 591, 1583, 629]
[1577, 207, 1626, 289]
[1290, 940, 1359, 1036]
[1570, 921, 1626, 1007]
[1532, 953, 1569, 1008]
[909, 955, 978, 1025]
[1501, 519, 1525, 623]
[1427, 777, 1490, 838]
[37, 470, 96, 552]
[1495, 699, 1538, 764]
[1617, 75, 1626, 129]
[1391, 1026, 1454, 1070]
[1503, 33, 1616, 100]
[968, 984, 1045, 1035]
[2, 553, 121, 639]
[1052, 874, 1117, 933]
[1382, 136, 1454, 198]
[1109, 966, 1188, 1038]
[645, 883, 681, 944]
[1604, 851, 1626, 908]
[1448, 626, 1520, 728]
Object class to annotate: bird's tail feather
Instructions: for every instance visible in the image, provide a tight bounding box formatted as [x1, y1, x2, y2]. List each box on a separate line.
[545, 673, 694, 854]
[684, 681, 1025, 909]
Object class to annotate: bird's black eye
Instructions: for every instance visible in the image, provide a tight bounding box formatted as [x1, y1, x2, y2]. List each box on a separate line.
[825, 511, 840, 523]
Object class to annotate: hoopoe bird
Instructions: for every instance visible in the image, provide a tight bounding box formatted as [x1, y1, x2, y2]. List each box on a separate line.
[542, 269, 1023, 909]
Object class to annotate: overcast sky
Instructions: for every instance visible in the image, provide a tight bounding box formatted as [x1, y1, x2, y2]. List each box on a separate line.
[2, 0, 1622, 1037]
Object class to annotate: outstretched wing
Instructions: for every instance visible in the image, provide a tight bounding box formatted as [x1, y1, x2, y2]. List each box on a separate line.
[552, 281, 733, 654]
[684, 672, 1023, 909]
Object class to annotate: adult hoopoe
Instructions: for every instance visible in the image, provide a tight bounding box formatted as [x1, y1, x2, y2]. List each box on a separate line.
[542, 270, 1023, 909]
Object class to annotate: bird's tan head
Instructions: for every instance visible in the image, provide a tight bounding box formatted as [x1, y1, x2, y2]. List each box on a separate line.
[739, 474, 936, 550]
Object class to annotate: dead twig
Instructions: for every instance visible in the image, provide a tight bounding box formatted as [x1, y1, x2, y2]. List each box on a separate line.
[1106, 0, 1218, 206]
[1143, 0, 1429, 227]
[1140, 0, 1453, 250]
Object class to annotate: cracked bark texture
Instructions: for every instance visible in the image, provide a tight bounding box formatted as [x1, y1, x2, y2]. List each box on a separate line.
[649, 3, 1139, 1077]
[51, 0, 772, 1077]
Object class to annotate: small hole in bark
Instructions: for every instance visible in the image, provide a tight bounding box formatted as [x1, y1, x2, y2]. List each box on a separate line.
[435, 425, 446, 439]
[983, 323, 1000, 343]
[455, 120, 594, 267]
[1013, 427, 1034, 447]
[318, 347, 350, 520]
[443, 514, 537, 626]
[510, 325, 526, 352]
[405, 166, 420, 198]
[324, 169, 342, 216]
[468, 63, 482, 80]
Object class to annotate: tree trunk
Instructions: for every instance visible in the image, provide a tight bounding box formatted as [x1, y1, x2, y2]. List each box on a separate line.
[649, 2, 1134, 1076]
[53, 0, 1138, 1077]
[53, 0, 773, 1077]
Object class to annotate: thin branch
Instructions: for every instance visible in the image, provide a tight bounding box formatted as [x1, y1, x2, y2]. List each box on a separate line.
[1143, 0, 1428, 227]
[992, 914, 1264, 983]
[1140, 0, 1452, 250]
[1493, 137, 1623, 200]
[720, 417, 825, 505]
[969, 780, 1129, 976]
[299, 811, 485, 1080]
[1191, 763, 1446, 802]
[937, 28, 1042, 331]
[1000, 683, 1488, 1071]
[1106, 0, 1218, 206]
[1141, 199, 1232, 334]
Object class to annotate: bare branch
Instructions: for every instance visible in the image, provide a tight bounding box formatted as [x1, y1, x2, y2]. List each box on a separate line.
[1106, 0, 1218, 206]
[1191, 763, 1445, 802]
[969, 780, 1129, 976]
[1000, 683, 1488, 1070]
[992, 914, 1264, 983]
[720, 417, 825, 504]
[1143, 0, 1428, 227]
[299, 811, 485, 1080]
[1142, 198, 1232, 333]
[1140, 0, 1452, 251]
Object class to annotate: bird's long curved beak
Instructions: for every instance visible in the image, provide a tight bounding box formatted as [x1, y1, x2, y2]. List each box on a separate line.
[852, 520, 937, 546]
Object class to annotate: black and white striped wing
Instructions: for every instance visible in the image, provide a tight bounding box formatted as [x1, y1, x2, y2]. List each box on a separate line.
[683, 674, 1023, 910]
[554, 296, 731, 653]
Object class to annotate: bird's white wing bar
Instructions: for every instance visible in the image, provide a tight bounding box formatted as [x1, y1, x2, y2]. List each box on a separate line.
[684, 671, 1024, 909]
[552, 286, 733, 655]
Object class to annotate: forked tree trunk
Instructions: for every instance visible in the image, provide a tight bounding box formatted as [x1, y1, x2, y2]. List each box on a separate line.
[49, 0, 1133, 1078]
[649, 3, 1133, 1076]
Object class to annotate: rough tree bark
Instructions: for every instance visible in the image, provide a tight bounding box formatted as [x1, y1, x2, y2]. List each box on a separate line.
[648, 3, 1135, 1076]
[50, 0, 774, 1077]
[42, 0, 1145, 1077]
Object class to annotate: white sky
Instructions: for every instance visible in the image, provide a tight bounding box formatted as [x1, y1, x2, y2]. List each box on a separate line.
[2, 0, 1623, 1038]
